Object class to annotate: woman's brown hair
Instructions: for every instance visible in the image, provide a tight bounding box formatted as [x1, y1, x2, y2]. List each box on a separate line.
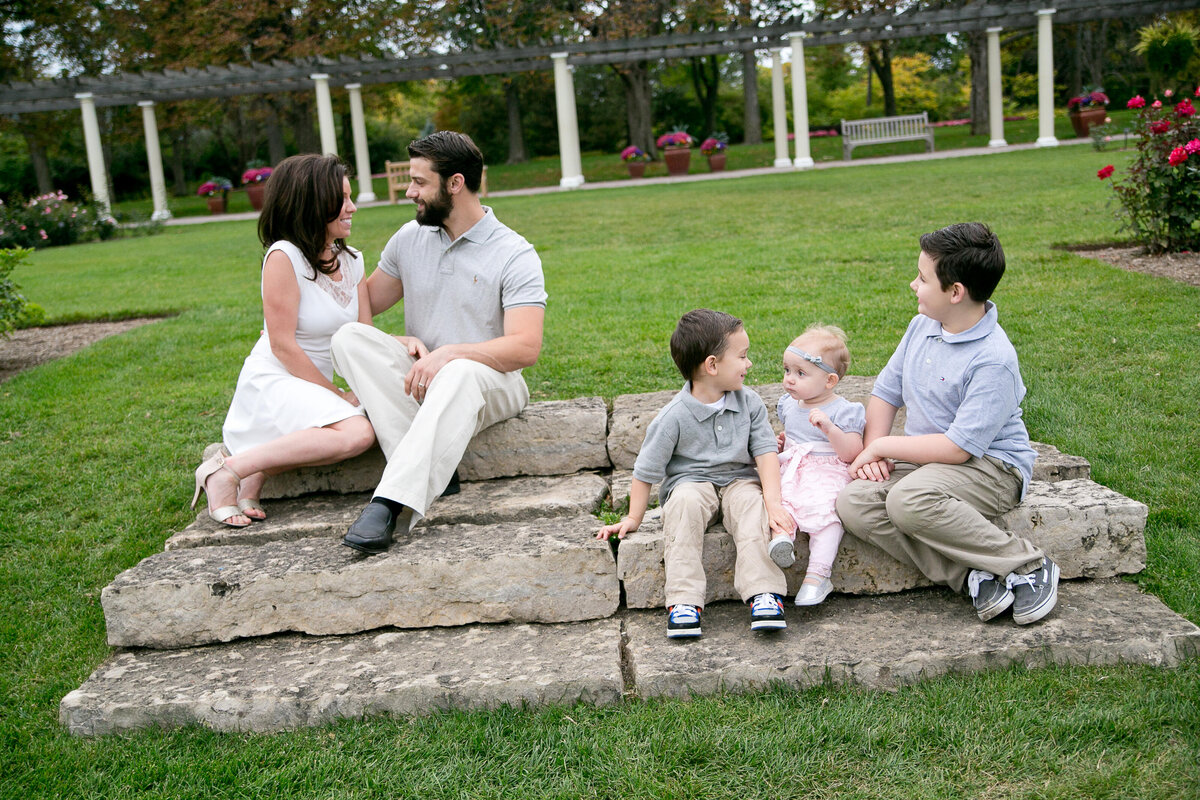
[257, 153, 355, 278]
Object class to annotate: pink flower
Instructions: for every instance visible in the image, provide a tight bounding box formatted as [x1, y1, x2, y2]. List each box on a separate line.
[1151, 119, 1171, 134]
[1152, 100, 1163, 108]
[1097, 165, 1114, 179]
[1176, 98, 1195, 117]
[1127, 95, 1146, 109]
[1196, 86, 1200, 97]
[19, 225, 25, 230]
[1165, 89, 1174, 98]
[1186, 139, 1200, 154]
[1168, 146, 1188, 166]
[39, 230, 48, 239]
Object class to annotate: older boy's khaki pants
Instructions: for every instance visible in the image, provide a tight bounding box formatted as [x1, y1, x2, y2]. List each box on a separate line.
[835, 456, 1044, 594]
[663, 478, 788, 609]
[331, 323, 529, 531]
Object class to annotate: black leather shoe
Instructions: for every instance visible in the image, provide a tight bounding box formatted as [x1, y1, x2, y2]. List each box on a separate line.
[440, 470, 461, 498]
[342, 503, 396, 554]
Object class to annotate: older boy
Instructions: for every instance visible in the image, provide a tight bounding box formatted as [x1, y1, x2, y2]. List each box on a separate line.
[837, 223, 1059, 625]
[598, 309, 793, 638]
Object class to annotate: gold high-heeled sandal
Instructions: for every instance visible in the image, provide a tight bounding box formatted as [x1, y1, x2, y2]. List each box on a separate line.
[191, 454, 251, 528]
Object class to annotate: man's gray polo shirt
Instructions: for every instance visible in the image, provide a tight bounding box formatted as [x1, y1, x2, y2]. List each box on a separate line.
[377, 206, 546, 351]
[633, 383, 777, 504]
[872, 302, 1037, 496]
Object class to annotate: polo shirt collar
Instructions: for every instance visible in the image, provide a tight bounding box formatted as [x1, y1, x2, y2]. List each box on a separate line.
[937, 301, 997, 344]
[680, 382, 744, 421]
[435, 206, 498, 246]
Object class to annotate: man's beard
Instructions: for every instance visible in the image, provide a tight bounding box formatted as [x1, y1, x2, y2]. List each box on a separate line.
[415, 182, 453, 228]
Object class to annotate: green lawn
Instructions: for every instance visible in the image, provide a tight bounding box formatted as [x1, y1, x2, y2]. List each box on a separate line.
[3, 143, 1199, 799]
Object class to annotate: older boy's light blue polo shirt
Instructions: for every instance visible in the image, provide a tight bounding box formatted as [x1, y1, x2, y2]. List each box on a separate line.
[633, 384, 777, 504]
[872, 302, 1037, 496]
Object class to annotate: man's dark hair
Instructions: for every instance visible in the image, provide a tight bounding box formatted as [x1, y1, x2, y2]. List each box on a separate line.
[670, 309, 744, 381]
[407, 131, 485, 193]
[919, 222, 1006, 302]
[257, 153, 353, 278]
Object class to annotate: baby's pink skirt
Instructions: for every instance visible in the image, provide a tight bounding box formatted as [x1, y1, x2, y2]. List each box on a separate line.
[779, 444, 853, 533]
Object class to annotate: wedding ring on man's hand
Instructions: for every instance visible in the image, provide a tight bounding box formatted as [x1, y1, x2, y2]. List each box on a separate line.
[418, 382, 425, 388]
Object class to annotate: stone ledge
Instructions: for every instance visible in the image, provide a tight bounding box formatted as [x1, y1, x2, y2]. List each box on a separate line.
[61, 619, 625, 737]
[211, 396, 611, 500]
[617, 479, 1147, 608]
[167, 473, 610, 551]
[62, 580, 1198, 736]
[104, 513, 619, 649]
[625, 579, 1200, 699]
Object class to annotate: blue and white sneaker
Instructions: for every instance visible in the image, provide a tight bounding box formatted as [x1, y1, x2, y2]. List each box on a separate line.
[749, 593, 787, 631]
[667, 604, 702, 638]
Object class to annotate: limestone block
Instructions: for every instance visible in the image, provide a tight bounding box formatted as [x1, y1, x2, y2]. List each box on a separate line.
[617, 479, 1146, 608]
[104, 513, 618, 649]
[167, 473, 610, 551]
[205, 396, 611, 499]
[1031, 441, 1091, 481]
[61, 620, 625, 736]
[624, 579, 1200, 699]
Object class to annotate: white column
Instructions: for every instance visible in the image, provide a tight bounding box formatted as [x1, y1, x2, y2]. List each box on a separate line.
[138, 101, 172, 221]
[345, 84, 376, 203]
[551, 53, 585, 189]
[75, 93, 111, 216]
[986, 28, 1007, 147]
[311, 73, 338, 155]
[1036, 10, 1058, 147]
[788, 34, 814, 169]
[770, 49, 790, 168]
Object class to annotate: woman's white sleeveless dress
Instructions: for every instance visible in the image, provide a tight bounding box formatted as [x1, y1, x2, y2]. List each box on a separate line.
[221, 240, 365, 454]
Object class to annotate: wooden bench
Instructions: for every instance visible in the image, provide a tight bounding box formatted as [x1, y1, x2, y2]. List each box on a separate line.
[384, 160, 488, 203]
[840, 112, 934, 160]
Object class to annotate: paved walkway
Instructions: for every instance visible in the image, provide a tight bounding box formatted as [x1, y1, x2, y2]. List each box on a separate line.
[166, 137, 1092, 226]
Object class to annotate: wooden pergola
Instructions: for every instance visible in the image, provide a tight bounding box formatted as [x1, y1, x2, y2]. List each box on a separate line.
[2, 0, 1194, 216]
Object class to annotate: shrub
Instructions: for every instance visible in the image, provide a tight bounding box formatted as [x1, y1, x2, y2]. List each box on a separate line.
[0, 192, 117, 250]
[0, 247, 36, 338]
[1100, 89, 1200, 253]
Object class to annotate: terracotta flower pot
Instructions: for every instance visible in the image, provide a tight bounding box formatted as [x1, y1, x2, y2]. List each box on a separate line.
[707, 153, 727, 172]
[1069, 107, 1108, 138]
[246, 182, 266, 211]
[663, 147, 691, 177]
[626, 162, 646, 178]
[206, 196, 227, 215]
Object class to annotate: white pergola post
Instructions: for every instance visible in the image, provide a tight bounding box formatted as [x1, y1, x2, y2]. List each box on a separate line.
[345, 84, 376, 203]
[551, 53, 585, 189]
[986, 28, 1007, 147]
[75, 93, 111, 216]
[788, 33, 814, 169]
[770, 48, 790, 168]
[311, 73, 338, 156]
[138, 101, 172, 221]
[1036, 10, 1058, 147]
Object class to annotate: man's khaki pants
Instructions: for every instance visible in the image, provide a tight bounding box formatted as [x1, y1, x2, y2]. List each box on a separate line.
[663, 478, 787, 609]
[835, 456, 1043, 593]
[331, 322, 529, 531]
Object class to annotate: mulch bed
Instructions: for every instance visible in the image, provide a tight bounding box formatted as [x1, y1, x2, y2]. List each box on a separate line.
[2, 247, 1197, 383]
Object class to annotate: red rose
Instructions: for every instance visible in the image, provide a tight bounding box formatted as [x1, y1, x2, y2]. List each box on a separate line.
[1176, 98, 1195, 117]
[1168, 147, 1188, 166]
[1151, 119, 1171, 134]
[1097, 165, 1114, 179]
[1127, 95, 1146, 109]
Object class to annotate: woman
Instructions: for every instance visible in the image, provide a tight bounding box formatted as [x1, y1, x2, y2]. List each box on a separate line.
[192, 154, 376, 527]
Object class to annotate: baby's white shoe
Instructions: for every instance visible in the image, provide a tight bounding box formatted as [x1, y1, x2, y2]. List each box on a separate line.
[768, 534, 795, 568]
[794, 576, 833, 606]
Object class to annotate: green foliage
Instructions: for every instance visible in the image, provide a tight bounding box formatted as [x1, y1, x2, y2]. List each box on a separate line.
[1135, 19, 1200, 88]
[1105, 91, 1200, 253]
[0, 246, 35, 337]
[0, 191, 117, 250]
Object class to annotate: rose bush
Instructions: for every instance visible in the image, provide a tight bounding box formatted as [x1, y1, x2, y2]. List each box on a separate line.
[0, 192, 116, 250]
[1103, 89, 1200, 252]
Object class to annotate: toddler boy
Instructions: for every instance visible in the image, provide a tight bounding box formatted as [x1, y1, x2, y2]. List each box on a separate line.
[837, 223, 1059, 625]
[598, 309, 792, 638]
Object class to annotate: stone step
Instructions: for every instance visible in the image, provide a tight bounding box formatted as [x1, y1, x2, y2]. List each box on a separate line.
[63, 579, 1200, 736]
[167, 472, 610, 551]
[103, 513, 619, 649]
[616, 478, 1147, 608]
[218, 396, 611, 500]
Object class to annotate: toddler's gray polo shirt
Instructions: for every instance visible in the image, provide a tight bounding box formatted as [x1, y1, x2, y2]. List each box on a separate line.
[633, 383, 777, 504]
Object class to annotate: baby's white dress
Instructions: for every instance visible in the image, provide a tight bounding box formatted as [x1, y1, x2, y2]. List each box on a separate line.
[221, 240, 366, 454]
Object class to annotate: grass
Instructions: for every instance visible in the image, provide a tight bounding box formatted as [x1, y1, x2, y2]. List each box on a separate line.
[3, 143, 1199, 798]
[109, 110, 1118, 219]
